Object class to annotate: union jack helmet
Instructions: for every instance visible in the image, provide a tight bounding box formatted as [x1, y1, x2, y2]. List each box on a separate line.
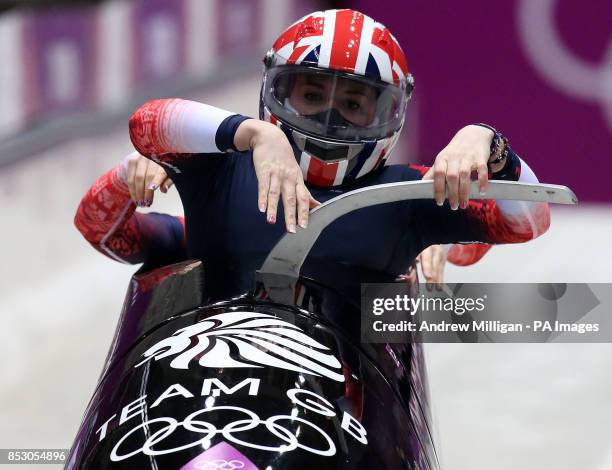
[260, 9, 413, 187]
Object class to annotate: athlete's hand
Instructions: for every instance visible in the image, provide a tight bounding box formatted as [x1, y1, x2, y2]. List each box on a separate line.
[423, 125, 494, 210]
[235, 119, 320, 233]
[417, 244, 447, 288]
[124, 152, 173, 207]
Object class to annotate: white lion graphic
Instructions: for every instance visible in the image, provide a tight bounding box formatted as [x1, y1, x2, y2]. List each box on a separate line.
[135, 311, 345, 382]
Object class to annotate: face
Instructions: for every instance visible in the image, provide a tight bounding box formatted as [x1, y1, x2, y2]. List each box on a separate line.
[288, 73, 378, 127]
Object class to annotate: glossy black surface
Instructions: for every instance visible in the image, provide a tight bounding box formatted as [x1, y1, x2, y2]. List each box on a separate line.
[66, 261, 439, 469]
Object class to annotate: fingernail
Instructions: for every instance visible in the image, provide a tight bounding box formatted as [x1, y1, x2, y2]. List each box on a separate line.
[259, 204, 266, 213]
[299, 221, 307, 229]
[145, 200, 152, 207]
[148, 183, 157, 191]
[460, 201, 468, 209]
[436, 200, 444, 207]
[451, 203, 459, 210]
[267, 214, 276, 224]
[288, 224, 296, 233]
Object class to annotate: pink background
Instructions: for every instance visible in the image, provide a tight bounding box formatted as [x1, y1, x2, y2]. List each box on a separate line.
[351, 0, 612, 202]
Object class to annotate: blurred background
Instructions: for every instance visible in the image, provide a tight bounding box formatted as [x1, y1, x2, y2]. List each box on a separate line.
[0, 0, 610, 469]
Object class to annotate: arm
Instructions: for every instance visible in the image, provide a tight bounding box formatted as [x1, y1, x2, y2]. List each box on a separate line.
[74, 153, 186, 264]
[447, 243, 492, 266]
[128, 98, 319, 232]
[464, 150, 550, 244]
[128, 99, 247, 162]
[414, 149, 550, 247]
[409, 164, 493, 267]
[414, 125, 550, 247]
[412, 160, 495, 283]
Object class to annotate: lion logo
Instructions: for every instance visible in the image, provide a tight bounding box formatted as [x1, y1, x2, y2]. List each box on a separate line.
[135, 311, 345, 382]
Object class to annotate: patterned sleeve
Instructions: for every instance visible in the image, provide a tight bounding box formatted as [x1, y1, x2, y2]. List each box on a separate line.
[74, 156, 186, 265]
[128, 98, 249, 165]
[409, 150, 551, 247]
[447, 243, 492, 266]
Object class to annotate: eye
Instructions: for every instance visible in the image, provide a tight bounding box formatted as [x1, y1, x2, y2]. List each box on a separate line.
[345, 100, 361, 111]
[304, 92, 323, 102]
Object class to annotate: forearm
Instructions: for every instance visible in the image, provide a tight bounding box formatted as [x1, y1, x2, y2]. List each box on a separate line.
[447, 243, 492, 266]
[457, 124, 551, 243]
[233, 118, 284, 152]
[466, 153, 551, 243]
[75, 156, 189, 264]
[417, 143, 551, 246]
[74, 157, 140, 263]
[128, 99, 249, 160]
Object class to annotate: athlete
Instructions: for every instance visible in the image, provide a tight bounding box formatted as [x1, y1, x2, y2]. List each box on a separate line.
[87, 9, 549, 300]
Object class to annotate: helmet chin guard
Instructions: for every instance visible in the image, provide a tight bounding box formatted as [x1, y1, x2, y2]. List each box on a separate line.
[259, 8, 411, 188]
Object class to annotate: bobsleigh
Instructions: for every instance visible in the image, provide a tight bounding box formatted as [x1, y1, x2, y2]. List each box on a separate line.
[66, 180, 576, 469]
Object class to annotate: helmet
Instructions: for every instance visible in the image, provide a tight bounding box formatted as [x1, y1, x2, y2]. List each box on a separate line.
[260, 9, 413, 188]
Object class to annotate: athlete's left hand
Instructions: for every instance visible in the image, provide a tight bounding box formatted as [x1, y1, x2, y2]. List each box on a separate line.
[424, 125, 494, 210]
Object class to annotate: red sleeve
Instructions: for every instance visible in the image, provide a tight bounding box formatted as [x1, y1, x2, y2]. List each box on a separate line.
[408, 164, 429, 177]
[74, 164, 186, 264]
[447, 243, 493, 266]
[128, 99, 181, 161]
[465, 199, 550, 244]
[127, 98, 239, 164]
[408, 161, 551, 245]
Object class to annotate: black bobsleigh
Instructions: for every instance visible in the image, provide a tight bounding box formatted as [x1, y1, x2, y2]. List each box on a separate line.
[66, 180, 576, 469]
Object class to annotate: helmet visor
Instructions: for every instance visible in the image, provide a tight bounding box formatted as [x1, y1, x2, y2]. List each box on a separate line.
[263, 65, 408, 142]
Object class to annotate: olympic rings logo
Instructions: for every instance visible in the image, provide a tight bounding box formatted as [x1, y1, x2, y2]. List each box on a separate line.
[109, 405, 337, 462]
[518, 0, 612, 130]
[194, 460, 245, 470]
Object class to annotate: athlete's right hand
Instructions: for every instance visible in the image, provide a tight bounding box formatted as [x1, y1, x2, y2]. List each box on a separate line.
[123, 152, 173, 207]
[234, 119, 320, 233]
[417, 244, 447, 289]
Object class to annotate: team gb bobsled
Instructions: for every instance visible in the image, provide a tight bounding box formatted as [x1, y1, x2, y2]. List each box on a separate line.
[66, 180, 576, 470]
